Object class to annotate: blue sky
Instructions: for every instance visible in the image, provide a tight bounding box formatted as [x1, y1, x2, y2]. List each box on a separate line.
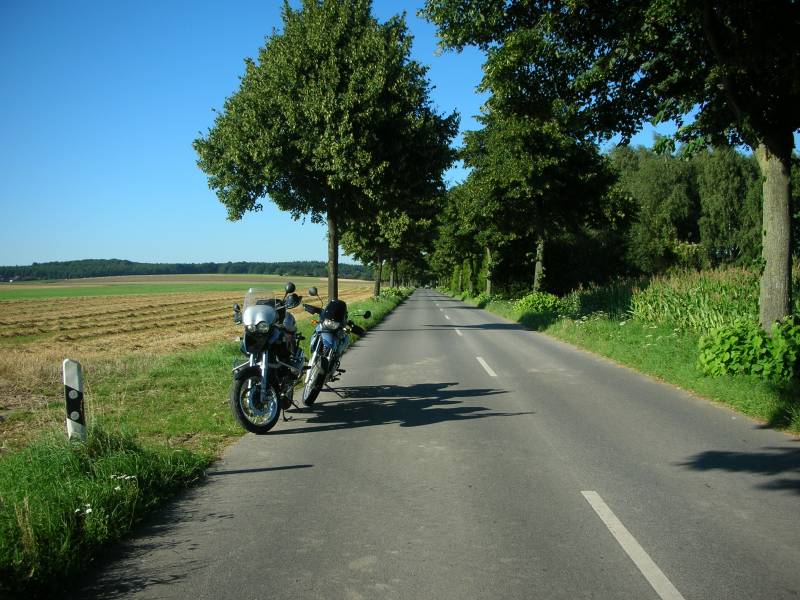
[0, 0, 677, 267]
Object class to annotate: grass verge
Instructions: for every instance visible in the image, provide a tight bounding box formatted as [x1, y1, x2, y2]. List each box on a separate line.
[0, 288, 411, 598]
[449, 291, 800, 434]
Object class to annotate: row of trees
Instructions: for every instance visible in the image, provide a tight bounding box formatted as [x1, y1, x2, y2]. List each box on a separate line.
[433, 144, 799, 296]
[0, 259, 373, 281]
[422, 0, 800, 330]
[195, 1, 798, 332]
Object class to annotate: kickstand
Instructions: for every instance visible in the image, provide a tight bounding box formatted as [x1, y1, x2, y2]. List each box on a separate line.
[282, 410, 292, 422]
[325, 384, 345, 398]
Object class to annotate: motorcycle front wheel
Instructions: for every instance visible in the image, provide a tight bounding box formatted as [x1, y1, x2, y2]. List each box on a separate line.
[230, 366, 281, 433]
[301, 353, 326, 407]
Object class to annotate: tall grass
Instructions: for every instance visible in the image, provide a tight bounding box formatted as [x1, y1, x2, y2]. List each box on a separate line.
[629, 268, 761, 332]
[0, 425, 209, 598]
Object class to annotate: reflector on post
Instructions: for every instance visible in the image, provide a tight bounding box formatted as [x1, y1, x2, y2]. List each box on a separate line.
[63, 359, 86, 442]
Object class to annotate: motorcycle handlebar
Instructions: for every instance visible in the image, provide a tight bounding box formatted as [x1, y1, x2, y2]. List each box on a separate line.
[303, 303, 322, 315]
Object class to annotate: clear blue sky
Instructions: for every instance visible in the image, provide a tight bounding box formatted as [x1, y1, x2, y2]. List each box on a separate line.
[0, 0, 676, 267]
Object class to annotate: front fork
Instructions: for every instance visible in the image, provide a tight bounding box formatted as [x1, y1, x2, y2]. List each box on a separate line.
[260, 350, 269, 405]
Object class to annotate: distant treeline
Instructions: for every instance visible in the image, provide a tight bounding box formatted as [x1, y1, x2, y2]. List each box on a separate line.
[0, 259, 372, 281]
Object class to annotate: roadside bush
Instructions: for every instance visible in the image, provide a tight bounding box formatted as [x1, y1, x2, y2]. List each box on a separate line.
[698, 317, 800, 382]
[473, 292, 493, 308]
[558, 291, 581, 319]
[378, 286, 412, 300]
[514, 291, 561, 315]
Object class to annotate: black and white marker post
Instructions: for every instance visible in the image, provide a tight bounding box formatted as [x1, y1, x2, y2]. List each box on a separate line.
[63, 359, 87, 442]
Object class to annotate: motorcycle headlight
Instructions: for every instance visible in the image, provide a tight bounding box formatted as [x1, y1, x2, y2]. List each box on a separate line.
[322, 318, 340, 330]
[256, 321, 271, 333]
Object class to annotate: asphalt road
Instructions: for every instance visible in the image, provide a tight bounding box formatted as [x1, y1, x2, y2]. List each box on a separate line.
[74, 289, 800, 600]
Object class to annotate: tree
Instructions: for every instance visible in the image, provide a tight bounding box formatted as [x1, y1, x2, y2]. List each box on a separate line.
[608, 146, 701, 273]
[423, 0, 800, 329]
[694, 148, 762, 266]
[195, 0, 456, 299]
[461, 112, 613, 292]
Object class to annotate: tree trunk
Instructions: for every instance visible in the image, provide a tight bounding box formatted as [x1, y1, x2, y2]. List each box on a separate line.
[389, 258, 397, 288]
[327, 209, 339, 300]
[468, 257, 477, 295]
[533, 237, 545, 292]
[755, 140, 793, 331]
[485, 247, 492, 296]
[373, 257, 383, 298]
[457, 265, 463, 293]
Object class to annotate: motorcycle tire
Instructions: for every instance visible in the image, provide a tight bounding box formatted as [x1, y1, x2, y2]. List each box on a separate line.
[302, 354, 325, 407]
[230, 366, 281, 433]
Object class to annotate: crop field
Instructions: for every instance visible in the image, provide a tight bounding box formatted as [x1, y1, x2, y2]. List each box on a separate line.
[0, 275, 373, 447]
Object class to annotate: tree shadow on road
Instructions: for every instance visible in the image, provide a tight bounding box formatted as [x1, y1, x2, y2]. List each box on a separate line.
[679, 447, 800, 494]
[277, 381, 531, 435]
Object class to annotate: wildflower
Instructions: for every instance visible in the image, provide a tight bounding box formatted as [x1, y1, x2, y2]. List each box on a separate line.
[114, 486, 121, 492]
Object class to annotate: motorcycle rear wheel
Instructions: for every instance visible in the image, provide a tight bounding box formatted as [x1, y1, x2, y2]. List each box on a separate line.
[302, 354, 325, 407]
[230, 366, 281, 433]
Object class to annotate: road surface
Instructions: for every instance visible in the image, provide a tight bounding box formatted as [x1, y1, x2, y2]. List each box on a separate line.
[73, 289, 800, 599]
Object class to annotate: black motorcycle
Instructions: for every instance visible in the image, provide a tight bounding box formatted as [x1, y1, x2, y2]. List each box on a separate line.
[230, 282, 306, 433]
[301, 287, 370, 406]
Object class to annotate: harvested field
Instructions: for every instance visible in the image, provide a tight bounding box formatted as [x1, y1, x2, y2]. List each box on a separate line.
[0, 277, 373, 446]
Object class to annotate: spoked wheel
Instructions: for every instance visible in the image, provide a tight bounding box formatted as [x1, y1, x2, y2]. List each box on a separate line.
[302, 353, 326, 407]
[230, 366, 281, 433]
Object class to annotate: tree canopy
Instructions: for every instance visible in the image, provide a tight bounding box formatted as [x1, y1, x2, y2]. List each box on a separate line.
[422, 0, 800, 329]
[195, 0, 456, 299]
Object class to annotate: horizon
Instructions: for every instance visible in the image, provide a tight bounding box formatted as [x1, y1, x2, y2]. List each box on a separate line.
[0, 257, 368, 269]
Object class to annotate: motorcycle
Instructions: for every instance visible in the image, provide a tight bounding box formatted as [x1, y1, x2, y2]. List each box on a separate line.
[301, 287, 370, 406]
[229, 282, 306, 433]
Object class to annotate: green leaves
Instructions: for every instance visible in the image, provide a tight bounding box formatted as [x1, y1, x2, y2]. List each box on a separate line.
[698, 317, 800, 382]
[195, 0, 456, 225]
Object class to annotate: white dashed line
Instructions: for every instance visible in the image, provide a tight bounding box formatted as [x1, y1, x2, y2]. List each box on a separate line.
[581, 491, 686, 600]
[455, 328, 463, 336]
[476, 356, 497, 377]
[444, 314, 450, 320]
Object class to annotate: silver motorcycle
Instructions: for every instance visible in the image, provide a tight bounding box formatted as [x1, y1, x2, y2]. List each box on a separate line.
[230, 282, 306, 433]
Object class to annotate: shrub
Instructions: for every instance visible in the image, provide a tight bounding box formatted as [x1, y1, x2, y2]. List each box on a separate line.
[377, 286, 411, 300]
[514, 291, 561, 315]
[558, 291, 581, 319]
[473, 292, 493, 308]
[698, 317, 800, 382]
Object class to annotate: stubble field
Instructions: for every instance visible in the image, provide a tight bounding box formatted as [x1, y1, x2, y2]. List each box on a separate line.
[0, 275, 373, 448]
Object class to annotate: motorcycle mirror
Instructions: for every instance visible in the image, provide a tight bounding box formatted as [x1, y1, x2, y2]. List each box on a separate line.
[308, 286, 318, 297]
[363, 310, 371, 319]
[284, 282, 296, 294]
[233, 303, 242, 324]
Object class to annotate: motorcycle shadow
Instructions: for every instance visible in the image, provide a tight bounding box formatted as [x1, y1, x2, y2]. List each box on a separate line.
[278, 381, 532, 434]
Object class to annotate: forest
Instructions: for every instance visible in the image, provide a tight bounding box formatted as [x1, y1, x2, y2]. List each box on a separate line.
[432, 144, 800, 297]
[0, 259, 372, 281]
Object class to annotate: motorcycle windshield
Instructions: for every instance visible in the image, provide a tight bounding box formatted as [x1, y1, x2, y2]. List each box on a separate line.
[243, 288, 276, 311]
